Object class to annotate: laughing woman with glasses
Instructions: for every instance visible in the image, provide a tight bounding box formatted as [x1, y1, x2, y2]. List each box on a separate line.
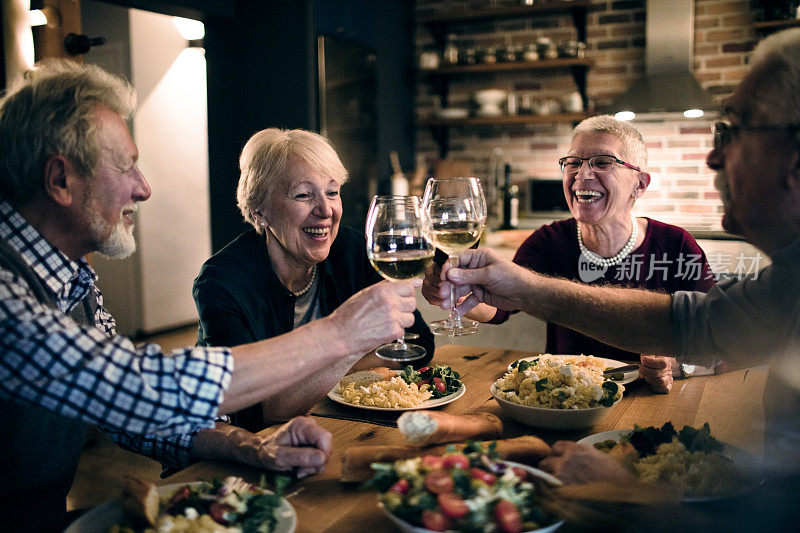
[422, 115, 716, 392]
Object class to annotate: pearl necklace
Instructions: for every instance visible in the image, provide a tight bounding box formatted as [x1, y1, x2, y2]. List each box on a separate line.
[577, 215, 639, 267]
[291, 266, 317, 297]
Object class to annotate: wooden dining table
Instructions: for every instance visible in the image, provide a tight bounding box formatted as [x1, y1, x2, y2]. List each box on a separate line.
[162, 344, 769, 532]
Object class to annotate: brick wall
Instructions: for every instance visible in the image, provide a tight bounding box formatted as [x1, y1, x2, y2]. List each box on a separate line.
[414, 0, 765, 230]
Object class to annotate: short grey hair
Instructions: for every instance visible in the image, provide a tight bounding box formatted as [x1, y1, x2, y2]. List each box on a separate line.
[0, 59, 136, 204]
[572, 114, 648, 171]
[237, 128, 348, 232]
[744, 28, 800, 126]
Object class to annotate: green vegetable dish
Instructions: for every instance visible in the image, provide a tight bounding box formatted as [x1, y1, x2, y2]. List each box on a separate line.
[401, 364, 462, 399]
[364, 441, 559, 533]
[110, 475, 290, 533]
[593, 423, 745, 498]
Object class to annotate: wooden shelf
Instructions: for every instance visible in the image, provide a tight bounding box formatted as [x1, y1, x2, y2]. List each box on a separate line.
[420, 58, 592, 76]
[417, 0, 590, 25]
[416, 1, 591, 157]
[753, 19, 800, 32]
[419, 113, 588, 127]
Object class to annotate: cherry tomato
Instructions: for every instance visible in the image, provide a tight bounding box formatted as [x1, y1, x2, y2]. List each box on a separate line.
[166, 485, 191, 509]
[494, 500, 523, 533]
[208, 502, 234, 525]
[389, 478, 410, 495]
[422, 455, 444, 469]
[421, 510, 450, 532]
[510, 466, 529, 481]
[438, 492, 469, 519]
[433, 377, 446, 394]
[418, 366, 431, 373]
[442, 453, 469, 470]
[470, 467, 497, 485]
[424, 470, 454, 494]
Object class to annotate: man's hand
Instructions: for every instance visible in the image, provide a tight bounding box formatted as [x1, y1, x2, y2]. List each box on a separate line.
[193, 417, 333, 478]
[326, 280, 418, 355]
[252, 416, 333, 478]
[538, 441, 633, 485]
[444, 249, 533, 315]
[640, 355, 679, 393]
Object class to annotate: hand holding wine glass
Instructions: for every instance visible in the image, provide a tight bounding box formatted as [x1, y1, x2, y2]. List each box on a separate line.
[365, 195, 434, 361]
[421, 176, 487, 336]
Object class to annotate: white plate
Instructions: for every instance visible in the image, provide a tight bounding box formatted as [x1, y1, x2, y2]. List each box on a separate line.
[436, 108, 469, 119]
[328, 373, 466, 412]
[507, 354, 639, 386]
[380, 461, 564, 533]
[577, 429, 761, 503]
[65, 481, 297, 533]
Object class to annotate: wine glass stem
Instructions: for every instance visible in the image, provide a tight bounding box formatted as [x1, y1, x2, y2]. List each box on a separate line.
[394, 337, 408, 349]
[448, 255, 462, 329]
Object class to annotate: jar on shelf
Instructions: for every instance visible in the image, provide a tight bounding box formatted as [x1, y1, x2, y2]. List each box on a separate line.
[537, 37, 558, 59]
[499, 45, 519, 62]
[522, 43, 539, 61]
[443, 34, 459, 65]
[460, 48, 477, 65]
[418, 49, 440, 70]
[558, 40, 586, 59]
[478, 47, 498, 64]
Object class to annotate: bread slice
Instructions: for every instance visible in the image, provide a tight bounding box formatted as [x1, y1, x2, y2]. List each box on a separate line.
[121, 476, 159, 527]
[337, 367, 395, 390]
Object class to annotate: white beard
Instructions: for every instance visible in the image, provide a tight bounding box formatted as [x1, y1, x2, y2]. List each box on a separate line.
[714, 170, 732, 210]
[89, 206, 137, 259]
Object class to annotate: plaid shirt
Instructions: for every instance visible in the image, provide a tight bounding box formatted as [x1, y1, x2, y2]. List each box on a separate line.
[0, 200, 233, 468]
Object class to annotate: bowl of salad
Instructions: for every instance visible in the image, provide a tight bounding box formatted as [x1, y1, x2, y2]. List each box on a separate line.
[68, 476, 296, 533]
[491, 357, 623, 429]
[364, 442, 564, 533]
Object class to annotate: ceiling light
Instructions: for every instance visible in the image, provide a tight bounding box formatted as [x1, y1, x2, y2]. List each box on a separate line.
[28, 7, 60, 28]
[173, 17, 205, 41]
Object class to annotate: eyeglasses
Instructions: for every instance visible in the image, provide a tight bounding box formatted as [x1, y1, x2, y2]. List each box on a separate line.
[558, 155, 641, 174]
[713, 120, 800, 150]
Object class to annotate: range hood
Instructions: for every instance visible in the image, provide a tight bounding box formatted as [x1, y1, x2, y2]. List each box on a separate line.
[610, 0, 717, 120]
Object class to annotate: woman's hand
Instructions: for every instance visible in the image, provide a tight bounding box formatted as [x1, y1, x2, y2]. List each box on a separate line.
[421, 261, 445, 307]
[538, 441, 633, 485]
[326, 280, 418, 355]
[640, 355, 679, 393]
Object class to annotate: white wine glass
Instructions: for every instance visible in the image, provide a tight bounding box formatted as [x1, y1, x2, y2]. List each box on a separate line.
[421, 176, 487, 336]
[365, 195, 434, 361]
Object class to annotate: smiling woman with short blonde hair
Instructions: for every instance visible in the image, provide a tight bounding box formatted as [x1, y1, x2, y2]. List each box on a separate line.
[194, 128, 433, 431]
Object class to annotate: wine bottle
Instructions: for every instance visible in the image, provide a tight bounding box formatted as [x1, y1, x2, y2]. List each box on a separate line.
[500, 163, 519, 230]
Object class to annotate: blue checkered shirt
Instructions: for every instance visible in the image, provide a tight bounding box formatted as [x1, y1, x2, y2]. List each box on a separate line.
[0, 200, 233, 468]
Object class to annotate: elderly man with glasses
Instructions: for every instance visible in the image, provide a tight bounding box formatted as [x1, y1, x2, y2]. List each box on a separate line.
[422, 115, 715, 392]
[431, 29, 800, 494]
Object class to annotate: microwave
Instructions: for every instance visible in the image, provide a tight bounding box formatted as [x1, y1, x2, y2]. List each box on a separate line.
[527, 179, 568, 212]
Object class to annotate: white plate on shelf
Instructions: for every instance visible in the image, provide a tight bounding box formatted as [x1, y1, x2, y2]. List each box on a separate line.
[507, 354, 640, 386]
[577, 428, 762, 503]
[64, 482, 296, 533]
[435, 107, 469, 119]
[328, 379, 465, 412]
[379, 461, 564, 533]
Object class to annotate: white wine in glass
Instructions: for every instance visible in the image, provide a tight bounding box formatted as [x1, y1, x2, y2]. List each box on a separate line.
[421, 177, 487, 337]
[366, 195, 434, 361]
